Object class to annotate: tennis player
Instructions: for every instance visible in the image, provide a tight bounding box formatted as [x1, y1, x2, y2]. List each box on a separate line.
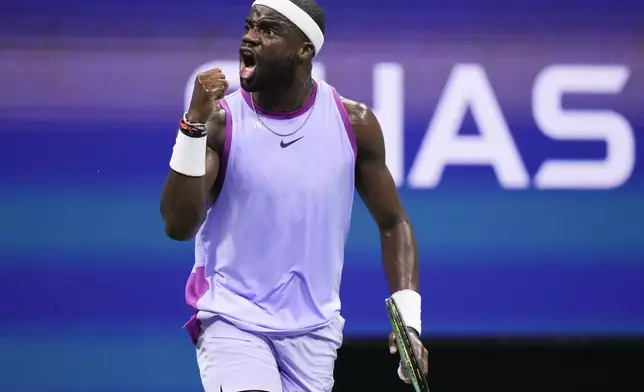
[160, 0, 429, 390]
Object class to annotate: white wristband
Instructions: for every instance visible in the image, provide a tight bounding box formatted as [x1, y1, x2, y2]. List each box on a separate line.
[390, 289, 422, 335]
[169, 131, 207, 177]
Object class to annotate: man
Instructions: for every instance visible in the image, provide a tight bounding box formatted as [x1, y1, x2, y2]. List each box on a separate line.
[160, 0, 428, 390]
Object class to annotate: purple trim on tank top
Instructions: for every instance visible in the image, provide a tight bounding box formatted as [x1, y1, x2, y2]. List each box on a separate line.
[185, 266, 209, 344]
[331, 87, 357, 158]
[210, 98, 233, 201]
[185, 266, 209, 308]
[240, 82, 318, 119]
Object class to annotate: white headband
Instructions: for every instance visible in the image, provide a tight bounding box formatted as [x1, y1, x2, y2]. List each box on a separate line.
[252, 0, 324, 55]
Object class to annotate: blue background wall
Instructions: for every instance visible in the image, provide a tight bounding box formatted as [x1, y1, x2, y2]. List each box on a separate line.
[1, 0, 643, 391]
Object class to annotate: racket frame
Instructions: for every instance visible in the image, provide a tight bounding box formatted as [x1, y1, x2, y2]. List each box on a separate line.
[386, 297, 430, 392]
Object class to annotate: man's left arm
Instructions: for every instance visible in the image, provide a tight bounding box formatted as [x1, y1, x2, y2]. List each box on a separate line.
[343, 98, 429, 380]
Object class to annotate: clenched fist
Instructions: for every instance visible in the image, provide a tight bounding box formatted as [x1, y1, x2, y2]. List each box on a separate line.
[185, 68, 229, 124]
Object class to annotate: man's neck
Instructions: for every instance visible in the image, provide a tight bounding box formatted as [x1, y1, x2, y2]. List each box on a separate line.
[252, 77, 314, 113]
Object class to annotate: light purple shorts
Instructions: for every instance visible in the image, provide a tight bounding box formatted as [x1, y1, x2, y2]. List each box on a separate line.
[196, 315, 345, 392]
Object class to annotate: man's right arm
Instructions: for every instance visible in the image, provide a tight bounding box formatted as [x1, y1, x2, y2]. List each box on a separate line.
[160, 67, 229, 241]
[160, 108, 225, 241]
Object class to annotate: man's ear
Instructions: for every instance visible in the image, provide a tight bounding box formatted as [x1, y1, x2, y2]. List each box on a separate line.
[298, 42, 315, 61]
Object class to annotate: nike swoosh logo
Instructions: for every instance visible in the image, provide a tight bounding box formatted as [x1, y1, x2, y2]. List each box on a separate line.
[280, 136, 304, 148]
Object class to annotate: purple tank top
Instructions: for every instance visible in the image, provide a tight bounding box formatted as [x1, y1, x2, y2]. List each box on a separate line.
[184, 81, 356, 342]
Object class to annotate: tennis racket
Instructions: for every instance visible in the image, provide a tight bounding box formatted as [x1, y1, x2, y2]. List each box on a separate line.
[386, 297, 430, 392]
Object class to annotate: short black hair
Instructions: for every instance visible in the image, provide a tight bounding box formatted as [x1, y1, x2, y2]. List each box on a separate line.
[290, 0, 325, 35]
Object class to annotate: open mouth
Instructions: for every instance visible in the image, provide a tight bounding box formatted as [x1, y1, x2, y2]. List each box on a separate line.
[239, 48, 257, 80]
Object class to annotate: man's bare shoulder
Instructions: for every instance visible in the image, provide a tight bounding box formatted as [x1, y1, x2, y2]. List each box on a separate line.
[339, 96, 372, 128]
[339, 95, 383, 157]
